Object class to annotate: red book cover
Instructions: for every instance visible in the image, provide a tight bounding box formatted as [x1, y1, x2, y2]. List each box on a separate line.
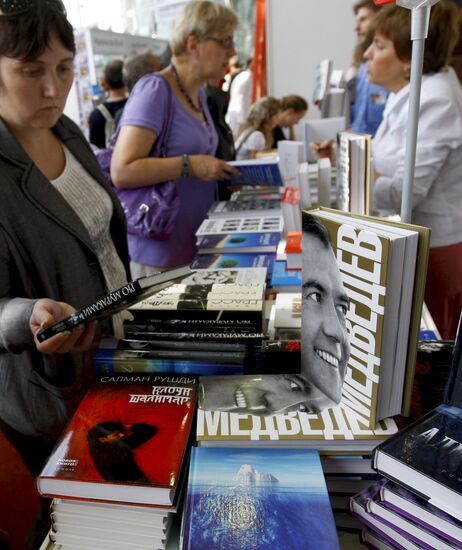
[37, 375, 197, 507]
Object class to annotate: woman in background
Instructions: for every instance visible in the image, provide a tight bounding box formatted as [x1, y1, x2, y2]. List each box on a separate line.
[312, 1, 462, 339]
[234, 96, 281, 160]
[365, 1, 462, 339]
[272, 94, 308, 147]
[0, 1, 130, 546]
[111, 1, 239, 278]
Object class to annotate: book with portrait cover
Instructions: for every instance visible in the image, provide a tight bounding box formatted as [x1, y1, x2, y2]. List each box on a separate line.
[349, 481, 458, 550]
[304, 208, 430, 429]
[196, 383, 397, 453]
[181, 447, 340, 550]
[37, 265, 194, 342]
[36, 375, 197, 507]
[196, 232, 281, 255]
[373, 315, 462, 522]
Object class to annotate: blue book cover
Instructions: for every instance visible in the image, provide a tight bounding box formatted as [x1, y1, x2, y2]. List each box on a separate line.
[197, 232, 281, 254]
[182, 447, 340, 550]
[191, 253, 276, 271]
[94, 349, 244, 376]
[270, 260, 302, 288]
[222, 157, 283, 186]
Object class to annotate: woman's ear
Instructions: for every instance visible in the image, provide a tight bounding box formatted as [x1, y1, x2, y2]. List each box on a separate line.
[186, 34, 201, 58]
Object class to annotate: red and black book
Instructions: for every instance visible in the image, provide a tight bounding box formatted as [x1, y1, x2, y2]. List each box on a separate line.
[37, 375, 197, 507]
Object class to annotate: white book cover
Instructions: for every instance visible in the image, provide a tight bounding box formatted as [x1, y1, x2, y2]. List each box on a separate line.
[195, 215, 284, 236]
[180, 267, 268, 286]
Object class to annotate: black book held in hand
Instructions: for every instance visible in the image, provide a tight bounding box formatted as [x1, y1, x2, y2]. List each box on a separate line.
[37, 266, 194, 342]
[373, 312, 462, 522]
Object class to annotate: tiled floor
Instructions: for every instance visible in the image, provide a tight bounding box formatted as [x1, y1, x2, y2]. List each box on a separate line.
[0, 432, 40, 550]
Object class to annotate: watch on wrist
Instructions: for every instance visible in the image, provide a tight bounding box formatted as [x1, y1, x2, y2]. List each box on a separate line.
[181, 154, 190, 178]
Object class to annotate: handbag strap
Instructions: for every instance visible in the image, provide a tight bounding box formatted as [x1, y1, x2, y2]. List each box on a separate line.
[150, 73, 175, 159]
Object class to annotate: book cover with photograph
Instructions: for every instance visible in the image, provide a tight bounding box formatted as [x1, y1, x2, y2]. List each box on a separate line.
[195, 215, 283, 237]
[302, 208, 429, 429]
[179, 267, 268, 286]
[182, 447, 339, 550]
[37, 375, 197, 507]
[196, 232, 280, 255]
[207, 198, 282, 218]
[191, 253, 276, 272]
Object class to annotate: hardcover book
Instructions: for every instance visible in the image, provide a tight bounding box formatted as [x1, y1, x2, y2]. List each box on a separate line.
[196, 232, 281, 255]
[37, 375, 197, 507]
[179, 267, 268, 286]
[148, 282, 266, 301]
[196, 391, 397, 453]
[222, 156, 284, 186]
[373, 314, 462, 522]
[37, 265, 193, 342]
[195, 215, 283, 237]
[207, 198, 282, 218]
[350, 482, 457, 550]
[190, 253, 276, 272]
[378, 480, 462, 547]
[350, 488, 423, 550]
[336, 131, 372, 215]
[303, 208, 430, 428]
[182, 447, 340, 550]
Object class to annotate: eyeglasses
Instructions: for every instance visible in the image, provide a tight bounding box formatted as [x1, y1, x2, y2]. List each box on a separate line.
[0, 0, 65, 16]
[207, 36, 235, 50]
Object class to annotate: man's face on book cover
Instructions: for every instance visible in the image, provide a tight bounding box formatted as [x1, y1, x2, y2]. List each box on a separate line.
[301, 229, 350, 409]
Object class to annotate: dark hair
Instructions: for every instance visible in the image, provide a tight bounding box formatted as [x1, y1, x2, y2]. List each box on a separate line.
[280, 95, 308, 113]
[369, 1, 460, 73]
[353, 0, 380, 15]
[0, 1, 75, 61]
[122, 51, 162, 92]
[87, 421, 123, 446]
[103, 59, 124, 90]
[302, 213, 331, 249]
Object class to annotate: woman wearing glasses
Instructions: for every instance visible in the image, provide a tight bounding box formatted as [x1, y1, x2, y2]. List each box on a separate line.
[111, 1, 240, 278]
[0, 1, 130, 545]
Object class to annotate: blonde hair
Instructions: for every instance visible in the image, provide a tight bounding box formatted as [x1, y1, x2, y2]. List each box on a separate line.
[170, 1, 238, 57]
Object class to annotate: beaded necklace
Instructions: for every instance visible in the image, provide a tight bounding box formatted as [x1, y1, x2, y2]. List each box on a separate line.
[170, 63, 207, 123]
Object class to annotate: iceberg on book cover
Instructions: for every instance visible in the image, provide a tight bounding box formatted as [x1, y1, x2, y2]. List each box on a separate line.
[183, 447, 339, 550]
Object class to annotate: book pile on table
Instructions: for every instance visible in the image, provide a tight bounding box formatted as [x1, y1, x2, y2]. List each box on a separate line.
[350, 314, 462, 549]
[36, 376, 197, 550]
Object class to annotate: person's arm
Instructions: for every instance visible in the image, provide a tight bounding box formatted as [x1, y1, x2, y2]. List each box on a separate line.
[110, 125, 238, 187]
[374, 91, 462, 212]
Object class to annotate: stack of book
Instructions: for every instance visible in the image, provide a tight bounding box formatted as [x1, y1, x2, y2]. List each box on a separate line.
[127, 267, 269, 333]
[191, 215, 281, 272]
[350, 315, 462, 548]
[37, 375, 197, 549]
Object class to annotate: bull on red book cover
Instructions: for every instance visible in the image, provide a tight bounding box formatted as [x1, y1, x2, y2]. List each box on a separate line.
[37, 375, 197, 507]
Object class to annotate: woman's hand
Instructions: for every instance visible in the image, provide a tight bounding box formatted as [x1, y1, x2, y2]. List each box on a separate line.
[30, 299, 98, 354]
[189, 155, 241, 181]
[310, 139, 336, 165]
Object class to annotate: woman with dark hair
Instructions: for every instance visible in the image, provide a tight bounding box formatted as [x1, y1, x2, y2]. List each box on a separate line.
[313, 1, 462, 339]
[0, 1, 130, 545]
[365, 1, 462, 339]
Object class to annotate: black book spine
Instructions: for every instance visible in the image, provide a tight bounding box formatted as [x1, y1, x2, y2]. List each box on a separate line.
[38, 281, 141, 342]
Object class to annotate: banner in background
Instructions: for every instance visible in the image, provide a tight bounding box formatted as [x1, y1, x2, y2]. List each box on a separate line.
[252, 0, 267, 101]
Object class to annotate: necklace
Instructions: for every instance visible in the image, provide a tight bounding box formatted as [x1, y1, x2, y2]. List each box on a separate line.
[170, 63, 204, 116]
